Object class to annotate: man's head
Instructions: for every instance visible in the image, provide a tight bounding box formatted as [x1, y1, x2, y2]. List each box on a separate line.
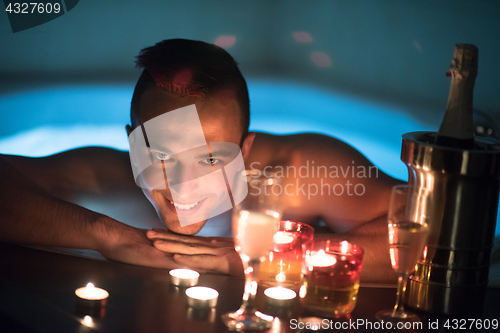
[130, 39, 249, 143]
[127, 39, 254, 235]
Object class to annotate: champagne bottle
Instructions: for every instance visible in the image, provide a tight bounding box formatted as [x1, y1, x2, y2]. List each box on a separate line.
[435, 44, 478, 149]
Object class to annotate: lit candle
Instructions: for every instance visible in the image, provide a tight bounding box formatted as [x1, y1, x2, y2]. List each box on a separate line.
[259, 220, 314, 290]
[275, 272, 286, 283]
[341, 240, 349, 254]
[169, 269, 200, 287]
[75, 282, 108, 317]
[306, 249, 337, 269]
[75, 282, 109, 300]
[264, 287, 297, 307]
[301, 240, 364, 317]
[185, 286, 219, 308]
[273, 232, 294, 244]
[272, 231, 295, 252]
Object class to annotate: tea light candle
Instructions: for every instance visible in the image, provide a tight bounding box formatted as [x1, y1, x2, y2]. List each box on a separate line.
[185, 286, 219, 308]
[272, 231, 296, 252]
[169, 269, 200, 287]
[264, 287, 297, 307]
[273, 232, 294, 244]
[75, 282, 109, 301]
[301, 240, 364, 317]
[75, 282, 108, 317]
[306, 249, 337, 269]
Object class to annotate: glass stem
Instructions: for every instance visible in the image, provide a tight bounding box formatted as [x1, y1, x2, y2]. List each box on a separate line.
[238, 259, 260, 313]
[392, 274, 409, 317]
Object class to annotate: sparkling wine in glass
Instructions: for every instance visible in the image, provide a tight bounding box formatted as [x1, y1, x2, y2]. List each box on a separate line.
[376, 185, 430, 323]
[222, 170, 282, 330]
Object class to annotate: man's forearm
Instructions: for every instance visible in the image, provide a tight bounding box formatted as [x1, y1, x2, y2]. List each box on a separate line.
[0, 156, 111, 251]
[316, 214, 396, 284]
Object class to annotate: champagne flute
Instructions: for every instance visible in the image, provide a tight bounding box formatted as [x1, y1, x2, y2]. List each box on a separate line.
[376, 185, 430, 323]
[222, 170, 282, 330]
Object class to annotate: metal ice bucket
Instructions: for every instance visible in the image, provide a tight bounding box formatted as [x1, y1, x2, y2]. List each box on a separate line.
[401, 131, 500, 316]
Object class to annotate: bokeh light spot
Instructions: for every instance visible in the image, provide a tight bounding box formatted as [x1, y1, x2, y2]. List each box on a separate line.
[292, 31, 312, 43]
[310, 52, 332, 68]
[214, 35, 236, 48]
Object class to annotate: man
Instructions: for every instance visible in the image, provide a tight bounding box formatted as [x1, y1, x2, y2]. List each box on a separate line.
[0, 39, 401, 282]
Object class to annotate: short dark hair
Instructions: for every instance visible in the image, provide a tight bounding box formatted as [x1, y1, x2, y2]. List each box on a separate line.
[130, 39, 250, 142]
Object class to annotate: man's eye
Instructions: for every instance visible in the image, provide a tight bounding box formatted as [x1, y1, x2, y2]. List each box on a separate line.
[202, 158, 220, 165]
[153, 152, 171, 161]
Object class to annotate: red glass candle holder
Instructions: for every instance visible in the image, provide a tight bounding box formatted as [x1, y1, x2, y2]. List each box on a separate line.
[258, 220, 314, 290]
[300, 240, 363, 316]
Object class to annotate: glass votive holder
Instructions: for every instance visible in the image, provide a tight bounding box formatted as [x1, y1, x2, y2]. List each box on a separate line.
[300, 240, 363, 317]
[258, 220, 314, 290]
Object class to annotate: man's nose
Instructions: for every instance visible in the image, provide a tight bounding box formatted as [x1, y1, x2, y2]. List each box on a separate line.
[166, 163, 204, 197]
[166, 161, 203, 185]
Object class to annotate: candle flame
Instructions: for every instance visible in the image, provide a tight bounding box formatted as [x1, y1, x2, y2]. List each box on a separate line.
[76, 282, 108, 300]
[318, 249, 325, 257]
[275, 272, 286, 282]
[341, 241, 349, 254]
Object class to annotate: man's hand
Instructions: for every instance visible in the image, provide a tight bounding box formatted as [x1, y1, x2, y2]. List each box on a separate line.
[146, 228, 244, 277]
[95, 219, 191, 271]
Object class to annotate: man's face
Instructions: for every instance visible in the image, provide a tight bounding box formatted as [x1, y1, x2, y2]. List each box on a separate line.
[131, 86, 249, 235]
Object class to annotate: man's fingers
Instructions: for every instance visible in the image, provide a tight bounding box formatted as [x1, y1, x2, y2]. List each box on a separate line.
[173, 254, 228, 274]
[147, 229, 233, 248]
[103, 245, 188, 271]
[147, 229, 208, 244]
[152, 239, 230, 255]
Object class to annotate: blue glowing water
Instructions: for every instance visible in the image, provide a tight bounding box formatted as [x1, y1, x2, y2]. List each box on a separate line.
[0, 79, 433, 180]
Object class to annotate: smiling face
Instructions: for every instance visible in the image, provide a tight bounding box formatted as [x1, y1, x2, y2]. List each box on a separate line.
[130, 86, 253, 235]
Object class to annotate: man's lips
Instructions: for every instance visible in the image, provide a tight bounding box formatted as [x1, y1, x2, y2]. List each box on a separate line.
[163, 195, 207, 216]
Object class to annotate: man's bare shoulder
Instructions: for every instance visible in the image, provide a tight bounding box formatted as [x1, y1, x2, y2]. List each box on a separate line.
[2, 147, 135, 195]
[2, 146, 130, 166]
[248, 132, 401, 229]
[53, 146, 135, 192]
[249, 132, 363, 166]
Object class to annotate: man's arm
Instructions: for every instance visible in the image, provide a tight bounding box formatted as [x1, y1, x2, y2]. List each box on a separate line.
[2, 147, 137, 199]
[0, 152, 186, 270]
[0, 154, 105, 249]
